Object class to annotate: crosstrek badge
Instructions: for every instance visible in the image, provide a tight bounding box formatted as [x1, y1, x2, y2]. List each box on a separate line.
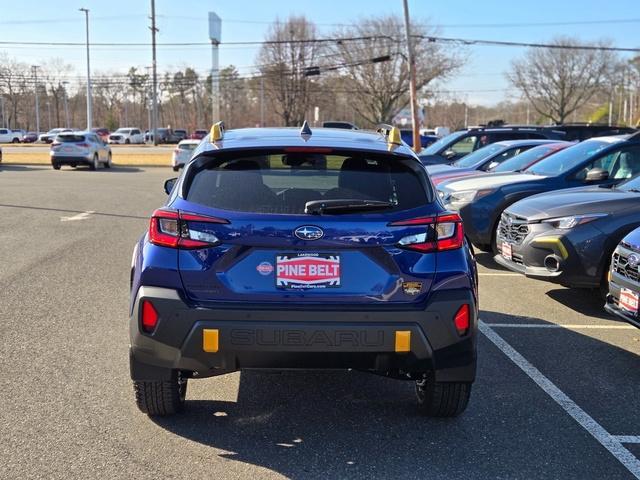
[276, 254, 340, 289]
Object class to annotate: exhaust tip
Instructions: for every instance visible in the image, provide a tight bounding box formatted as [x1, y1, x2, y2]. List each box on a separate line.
[544, 255, 561, 272]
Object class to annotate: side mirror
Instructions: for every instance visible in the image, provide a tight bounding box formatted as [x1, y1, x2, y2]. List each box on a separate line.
[585, 168, 609, 182]
[487, 161, 499, 171]
[164, 177, 177, 195]
[443, 149, 456, 160]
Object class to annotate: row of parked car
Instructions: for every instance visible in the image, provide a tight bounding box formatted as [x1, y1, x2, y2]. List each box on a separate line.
[0, 127, 211, 144]
[424, 124, 640, 328]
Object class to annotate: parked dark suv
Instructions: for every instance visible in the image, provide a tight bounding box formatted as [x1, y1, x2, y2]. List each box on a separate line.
[418, 126, 566, 165]
[419, 124, 637, 165]
[129, 123, 478, 417]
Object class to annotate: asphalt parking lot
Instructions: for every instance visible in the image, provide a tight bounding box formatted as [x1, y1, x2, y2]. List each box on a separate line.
[1, 165, 640, 479]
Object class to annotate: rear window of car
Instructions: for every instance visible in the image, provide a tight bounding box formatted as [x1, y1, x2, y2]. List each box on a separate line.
[179, 143, 198, 150]
[185, 152, 430, 214]
[57, 134, 85, 143]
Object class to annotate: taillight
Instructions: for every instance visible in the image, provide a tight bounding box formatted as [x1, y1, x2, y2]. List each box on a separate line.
[454, 304, 470, 336]
[148, 208, 228, 249]
[174, 148, 180, 154]
[391, 213, 464, 253]
[51, 142, 60, 147]
[141, 300, 158, 333]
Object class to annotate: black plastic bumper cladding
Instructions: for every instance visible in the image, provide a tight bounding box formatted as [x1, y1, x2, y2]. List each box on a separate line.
[129, 286, 477, 383]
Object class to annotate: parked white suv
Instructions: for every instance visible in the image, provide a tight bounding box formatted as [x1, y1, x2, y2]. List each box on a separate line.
[108, 128, 144, 144]
[50, 131, 112, 170]
[171, 139, 200, 171]
[0, 128, 22, 143]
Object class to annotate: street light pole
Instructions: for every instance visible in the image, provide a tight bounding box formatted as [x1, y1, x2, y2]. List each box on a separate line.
[150, 0, 159, 145]
[402, 0, 421, 154]
[62, 81, 70, 128]
[32, 65, 40, 134]
[79, 8, 92, 130]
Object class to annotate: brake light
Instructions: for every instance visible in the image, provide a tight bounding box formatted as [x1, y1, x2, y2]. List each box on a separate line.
[51, 142, 60, 147]
[77, 143, 89, 148]
[391, 213, 464, 253]
[148, 209, 228, 249]
[174, 148, 180, 154]
[454, 304, 470, 336]
[141, 300, 158, 333]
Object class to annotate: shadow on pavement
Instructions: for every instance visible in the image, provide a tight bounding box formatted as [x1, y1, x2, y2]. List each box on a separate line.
[0, 164, 49, 171]
[545, 288, 613, 320]
[150, 311, 640, 478]
[474, 251, 509, 271]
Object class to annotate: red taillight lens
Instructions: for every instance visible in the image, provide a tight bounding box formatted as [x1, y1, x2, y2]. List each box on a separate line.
[454, 304, 470, 336]
[392, 213, 464, 253]
[51, 142, 60, 147]
[148, 209, 228, 249]
[141, 300, 158, 333]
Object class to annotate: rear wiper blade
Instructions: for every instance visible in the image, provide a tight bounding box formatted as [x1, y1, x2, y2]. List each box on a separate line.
[304, 199, 393, 215]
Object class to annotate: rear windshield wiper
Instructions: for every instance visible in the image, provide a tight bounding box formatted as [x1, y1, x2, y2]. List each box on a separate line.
[304, 199, 394, 215]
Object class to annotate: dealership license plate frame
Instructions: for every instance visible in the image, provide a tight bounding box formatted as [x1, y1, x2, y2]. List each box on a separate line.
[619, 287, 639, 315]
[275, 253, 341, 290]
[501, 242, 513, 260]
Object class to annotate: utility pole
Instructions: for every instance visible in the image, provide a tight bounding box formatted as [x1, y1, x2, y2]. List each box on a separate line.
[32, 65, 40, 133]
[209, 13, 222, 125]
[402, 0, 421, 153]
[46, 101, 52, 131]
[79, 8, 92, 130]
[260, 76, 265, 127]
[150, 0, 159, 145]
[62, 81, 70, 128]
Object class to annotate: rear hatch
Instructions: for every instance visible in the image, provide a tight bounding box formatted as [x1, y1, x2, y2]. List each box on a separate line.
[51, 134, 89, 155]
[164, 149, 454, 306]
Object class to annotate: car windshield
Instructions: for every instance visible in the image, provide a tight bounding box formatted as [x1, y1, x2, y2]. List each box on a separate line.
[115, 129, 129, 133]
[492, 144, 563, 173]
[179, 143, 198, 150]
[186, 152, 429, 214]
[525, 140, 610, 176]
[452, 143, 505, 168]
[420, 130, 467, 155]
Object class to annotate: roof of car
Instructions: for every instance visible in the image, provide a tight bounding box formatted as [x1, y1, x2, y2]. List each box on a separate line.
[193, 127, 418, 157]
[490, 139, 563, 148]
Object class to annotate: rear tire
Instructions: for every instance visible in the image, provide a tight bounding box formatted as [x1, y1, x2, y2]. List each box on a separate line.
[12, 138, 19, 143]
[90, 154, 98, 171]
[52, 162, 61, 170]
[125, 138, 130, 144]
[416, 377, 471, 417]
[172, 165, 179, 172]
[133, 370, 187, 416]
[104, 153, 112, 168]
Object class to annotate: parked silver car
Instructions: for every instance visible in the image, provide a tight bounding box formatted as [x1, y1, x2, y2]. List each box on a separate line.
[50, 131, 112, 170]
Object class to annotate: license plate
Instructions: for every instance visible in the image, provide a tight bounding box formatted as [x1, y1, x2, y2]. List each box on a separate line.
[276, 253, 340, 290]
[501, 242, 512, 260]
[62, 146, 74, 152]
[619, 288, 639, 314]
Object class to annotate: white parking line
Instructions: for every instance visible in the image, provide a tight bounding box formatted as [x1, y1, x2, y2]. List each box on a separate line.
[60, 211, 95, 222]
[485, 323, 636, 330]
[478, 273, 521, 276]
[614, 436, 640, 444]
[479, 321, 640, 478]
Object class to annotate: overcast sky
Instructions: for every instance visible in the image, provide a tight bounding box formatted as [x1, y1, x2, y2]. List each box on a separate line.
[1, 0, 638, 106]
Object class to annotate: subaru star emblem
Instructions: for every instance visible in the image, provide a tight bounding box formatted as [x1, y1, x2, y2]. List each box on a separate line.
[628, 253, 640, 268]
[294, 226, 324, 241]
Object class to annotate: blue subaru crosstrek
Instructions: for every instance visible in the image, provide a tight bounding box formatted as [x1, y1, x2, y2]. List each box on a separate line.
[129, 123, 478, 417]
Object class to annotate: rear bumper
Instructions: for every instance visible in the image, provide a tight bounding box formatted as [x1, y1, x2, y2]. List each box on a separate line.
[51, 155, 92, 164]
[129, 286, 477, 383]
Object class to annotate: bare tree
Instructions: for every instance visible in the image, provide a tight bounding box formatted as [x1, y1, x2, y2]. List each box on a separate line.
[508, 37, 616, 124]
[257, 16, 322, 126]
[329, 16, 462, 126]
